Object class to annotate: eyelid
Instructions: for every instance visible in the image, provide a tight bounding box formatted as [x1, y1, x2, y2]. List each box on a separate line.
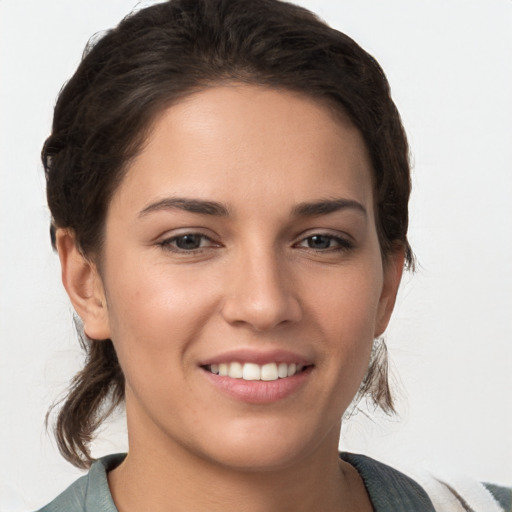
[157, 229, 222, 253]
[293, 230, 355, 251]
[154, 228, 355, 254]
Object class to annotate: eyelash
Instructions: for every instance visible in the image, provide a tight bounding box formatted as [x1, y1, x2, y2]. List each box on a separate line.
[158, 233, 218, 253]
[294, 233, 354, 253]
[158, 232, 354, 254]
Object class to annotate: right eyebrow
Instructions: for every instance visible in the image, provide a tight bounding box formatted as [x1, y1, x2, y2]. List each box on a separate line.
[138, 197, 230, 218]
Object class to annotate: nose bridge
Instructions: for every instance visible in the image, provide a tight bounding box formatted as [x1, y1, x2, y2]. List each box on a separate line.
[221, 240, 301, 331]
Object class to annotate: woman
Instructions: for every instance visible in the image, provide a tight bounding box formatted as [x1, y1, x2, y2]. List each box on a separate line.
[36, 0, 510, 510]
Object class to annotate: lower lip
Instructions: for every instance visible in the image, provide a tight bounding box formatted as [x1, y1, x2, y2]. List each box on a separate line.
[202, 367, 312, 404]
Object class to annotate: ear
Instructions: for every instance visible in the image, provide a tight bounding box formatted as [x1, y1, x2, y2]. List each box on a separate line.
[374, 246, 406, 338]
[55, 229, 111, 341]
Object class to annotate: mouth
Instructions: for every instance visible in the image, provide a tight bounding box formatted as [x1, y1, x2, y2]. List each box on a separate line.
[199, 350, 314, 403]
[202, 361, 310, 381]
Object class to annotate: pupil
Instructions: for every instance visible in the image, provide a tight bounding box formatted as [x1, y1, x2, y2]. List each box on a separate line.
[177, 235, 201, 249]
[309, 235, 330, 249]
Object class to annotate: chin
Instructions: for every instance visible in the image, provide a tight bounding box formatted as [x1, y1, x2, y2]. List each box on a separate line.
[205, 443, 309, 474]
[187, 416, 338, 474]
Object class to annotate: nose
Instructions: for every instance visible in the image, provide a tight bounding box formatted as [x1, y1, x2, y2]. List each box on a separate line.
[221, 248, 302, 332]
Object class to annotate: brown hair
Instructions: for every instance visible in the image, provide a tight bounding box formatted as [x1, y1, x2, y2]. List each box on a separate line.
[43, 0, 412, 468]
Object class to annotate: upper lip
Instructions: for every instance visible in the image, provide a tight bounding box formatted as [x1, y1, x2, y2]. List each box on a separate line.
[199, 348, 313, 367]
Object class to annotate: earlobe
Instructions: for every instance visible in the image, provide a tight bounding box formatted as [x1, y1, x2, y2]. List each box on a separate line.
[55, 229, 111, 341]
[374, 247, 406, 338]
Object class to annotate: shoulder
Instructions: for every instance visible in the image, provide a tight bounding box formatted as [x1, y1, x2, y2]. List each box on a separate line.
[484, 483, 512, 512]
[36, 473, 88, 512]
[340, 452, 512, 512]
[35, 454, 126, 512]
[341, 452, 436, 511]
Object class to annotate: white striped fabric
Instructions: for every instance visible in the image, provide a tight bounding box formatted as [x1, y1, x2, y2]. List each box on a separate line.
[409, 470, 505, 512]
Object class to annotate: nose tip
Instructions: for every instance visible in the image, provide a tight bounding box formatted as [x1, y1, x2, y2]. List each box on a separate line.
[221, 259, 302, 332]
[223, 294, 302, 332]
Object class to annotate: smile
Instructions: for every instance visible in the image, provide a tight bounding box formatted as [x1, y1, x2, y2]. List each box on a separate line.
[205, 362, 306, 381]
[200, 350, 314, 402]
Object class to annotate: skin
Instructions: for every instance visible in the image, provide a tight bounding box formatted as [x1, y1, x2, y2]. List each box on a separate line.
[57, 84, 404, 512]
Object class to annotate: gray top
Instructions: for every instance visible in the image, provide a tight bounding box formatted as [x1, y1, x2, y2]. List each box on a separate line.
[37, 452, 511, 512]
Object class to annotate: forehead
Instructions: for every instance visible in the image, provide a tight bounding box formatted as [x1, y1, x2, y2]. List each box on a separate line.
[112, 84, 374, 218]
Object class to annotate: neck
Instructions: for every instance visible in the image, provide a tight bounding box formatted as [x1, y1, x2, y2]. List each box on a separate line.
[108, 398, 371, 512]
[111, 452, 345, 512]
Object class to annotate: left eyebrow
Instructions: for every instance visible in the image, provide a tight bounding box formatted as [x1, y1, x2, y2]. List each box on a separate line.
[292, 198, 367, 218]
[138, 197, 230, 218]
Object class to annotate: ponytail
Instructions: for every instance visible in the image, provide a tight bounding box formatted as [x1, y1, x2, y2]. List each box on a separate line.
[47, 318, 124, 469]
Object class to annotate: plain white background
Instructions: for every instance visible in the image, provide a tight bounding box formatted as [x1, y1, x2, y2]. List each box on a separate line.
[1, 1, 511, 510]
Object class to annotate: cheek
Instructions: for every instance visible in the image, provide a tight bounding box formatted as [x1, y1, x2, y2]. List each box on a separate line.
[305, 262, 383, 382]
[305, 259, 383, 338]
[103, 260, 219, 380]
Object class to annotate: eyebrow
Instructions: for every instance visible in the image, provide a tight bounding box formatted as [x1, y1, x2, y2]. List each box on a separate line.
[138, 197, 230, 218]
[138, 196, 366, 219]
[292, 198, 367, 217]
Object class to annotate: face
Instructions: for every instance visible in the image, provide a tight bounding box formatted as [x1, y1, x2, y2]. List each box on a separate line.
[81, 84, 402, 471]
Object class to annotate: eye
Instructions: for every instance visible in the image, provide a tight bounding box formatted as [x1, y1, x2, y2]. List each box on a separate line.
[296, 234, 353, 252]
[159, 233, 218, 252]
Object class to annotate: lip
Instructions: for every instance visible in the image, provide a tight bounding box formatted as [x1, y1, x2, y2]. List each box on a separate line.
[199, 348, 312, 366]
[199, 349, 314, 404]
[201, 367, 312, 403]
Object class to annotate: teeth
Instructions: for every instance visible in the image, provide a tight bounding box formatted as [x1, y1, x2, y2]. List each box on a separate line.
[261, 363, 278, 381]
[277, 362, 288, 378]
[208, 362, 304, 381]
[242, 363, 261, 381]
[228, 361, 243, 378]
